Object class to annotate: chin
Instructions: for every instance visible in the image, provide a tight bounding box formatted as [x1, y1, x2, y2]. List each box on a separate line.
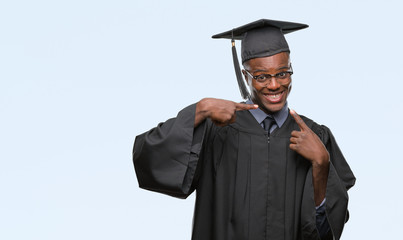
[253, 90, 289, 114]
[266, 106, 284, 113]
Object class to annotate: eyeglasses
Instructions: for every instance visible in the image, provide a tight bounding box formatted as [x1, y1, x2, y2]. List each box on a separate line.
[244, 65, 293, 84]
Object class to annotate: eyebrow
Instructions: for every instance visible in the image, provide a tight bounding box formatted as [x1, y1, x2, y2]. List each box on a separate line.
[251, 66, 290, 74]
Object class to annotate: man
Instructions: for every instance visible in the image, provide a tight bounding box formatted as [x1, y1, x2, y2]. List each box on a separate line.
[133, 19, 355, 240]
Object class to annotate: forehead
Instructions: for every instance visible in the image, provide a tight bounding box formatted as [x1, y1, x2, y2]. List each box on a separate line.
[245, 52, 290, 71]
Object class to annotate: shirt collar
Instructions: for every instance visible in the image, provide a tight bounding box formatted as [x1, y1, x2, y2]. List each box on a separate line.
[246, 99, 289, 128]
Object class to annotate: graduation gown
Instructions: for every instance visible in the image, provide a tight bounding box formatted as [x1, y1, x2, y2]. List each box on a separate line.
[133, 104, 355, 240]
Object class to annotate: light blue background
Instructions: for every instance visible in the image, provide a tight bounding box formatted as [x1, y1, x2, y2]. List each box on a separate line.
[1, 0, 402, 239]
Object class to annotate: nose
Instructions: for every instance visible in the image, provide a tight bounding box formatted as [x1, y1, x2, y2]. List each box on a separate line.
[265, 77, 281, 90]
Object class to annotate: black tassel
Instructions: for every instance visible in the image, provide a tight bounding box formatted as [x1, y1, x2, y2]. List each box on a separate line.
[231, 39, 250, 99]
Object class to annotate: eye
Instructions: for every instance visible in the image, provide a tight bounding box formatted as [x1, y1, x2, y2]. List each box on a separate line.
[255, 75, 267, 81]
[276, 72, 287, 78]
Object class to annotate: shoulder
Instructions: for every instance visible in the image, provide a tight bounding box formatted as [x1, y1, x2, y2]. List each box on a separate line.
[299, 114, 333, 143]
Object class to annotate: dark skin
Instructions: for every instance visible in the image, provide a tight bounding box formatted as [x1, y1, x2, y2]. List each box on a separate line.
[242, 52, 292, 114]
[195, 52, 329, 206]
[194, 98, 258, 127]
[289, 109, 329, 206]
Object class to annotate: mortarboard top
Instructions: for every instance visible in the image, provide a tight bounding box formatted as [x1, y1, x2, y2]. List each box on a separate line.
[212, 19, 308, 99]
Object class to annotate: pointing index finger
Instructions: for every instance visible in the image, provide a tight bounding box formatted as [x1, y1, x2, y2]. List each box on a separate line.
[235, 103, 259, 111]
[290, 109, 308, 131]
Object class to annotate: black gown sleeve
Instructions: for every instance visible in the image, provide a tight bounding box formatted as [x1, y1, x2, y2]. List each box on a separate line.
[308, 124, 356, 240]
[132, 103, 208, 199]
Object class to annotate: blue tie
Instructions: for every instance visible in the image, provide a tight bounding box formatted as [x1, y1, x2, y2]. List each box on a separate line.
[263, 116, 275, 134]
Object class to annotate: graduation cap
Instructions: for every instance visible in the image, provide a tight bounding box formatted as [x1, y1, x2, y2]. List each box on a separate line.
[212, 19, 309, 99]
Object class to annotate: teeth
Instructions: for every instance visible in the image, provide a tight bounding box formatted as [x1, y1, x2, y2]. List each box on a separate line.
[268, 94, 280, 99]
[265, 92, 282, 99]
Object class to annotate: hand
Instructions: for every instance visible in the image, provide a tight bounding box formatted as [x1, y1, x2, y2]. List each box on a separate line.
[289, 109, 329, 165]
[195, 98, 258, 127]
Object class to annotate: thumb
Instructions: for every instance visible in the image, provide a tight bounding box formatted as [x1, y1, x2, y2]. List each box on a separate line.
[290, 109, 308, 131]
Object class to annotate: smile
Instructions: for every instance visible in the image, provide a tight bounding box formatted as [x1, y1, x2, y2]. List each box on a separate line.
[263, 91, 285, 103]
